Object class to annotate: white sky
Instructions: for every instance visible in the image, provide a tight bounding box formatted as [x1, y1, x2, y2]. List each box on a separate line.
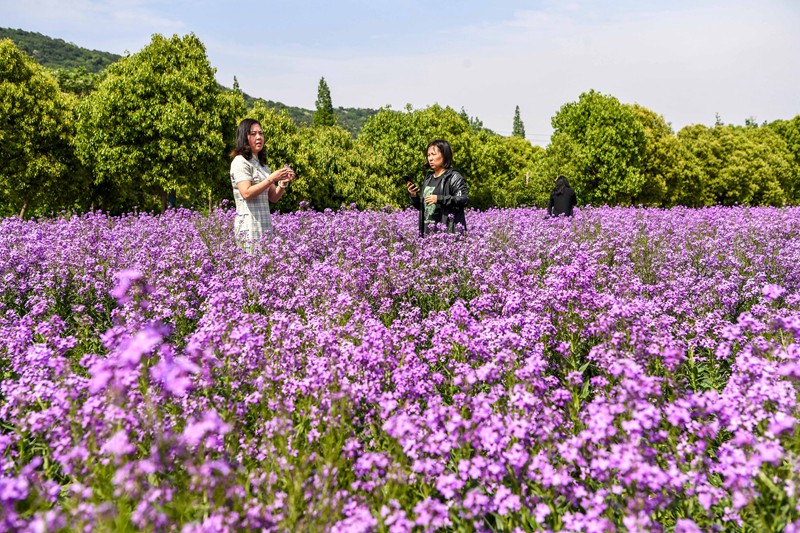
[2, 0, 798, 146]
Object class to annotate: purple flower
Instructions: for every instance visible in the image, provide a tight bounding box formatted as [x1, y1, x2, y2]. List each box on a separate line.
[675, 518, 703, 533]
[768, 412, 796, 436]
[534, 503, 551, 524]
[182, 410, 231, 448]
[118, 326, 164, 365]
[150, 355, 198, 397]
[110, 269, 144, 304]
[435, 473, 463, 499]
[762, 283, 786, 301]
[100, 429, 135, 456]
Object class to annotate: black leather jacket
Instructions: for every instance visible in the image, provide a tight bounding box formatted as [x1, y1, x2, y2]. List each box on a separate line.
[410, 168, 469, 235]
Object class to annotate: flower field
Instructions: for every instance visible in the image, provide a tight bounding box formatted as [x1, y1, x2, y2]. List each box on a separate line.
[1, 205, 799, 532]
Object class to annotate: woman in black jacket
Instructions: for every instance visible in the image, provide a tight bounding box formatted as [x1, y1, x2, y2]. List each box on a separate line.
[547, 175, 577, 217]
[407, 139, 469, 235]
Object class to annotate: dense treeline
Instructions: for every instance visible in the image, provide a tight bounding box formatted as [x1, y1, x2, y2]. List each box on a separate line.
[1, 32, 799, 218]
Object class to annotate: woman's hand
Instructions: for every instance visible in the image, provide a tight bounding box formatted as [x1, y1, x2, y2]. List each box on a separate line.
[281, 164, 297, 182]
[424, 194, 437, 205]
[407, 182, 419, 197]
[267, 166, 295, 192]
[273, 165, 294, 185]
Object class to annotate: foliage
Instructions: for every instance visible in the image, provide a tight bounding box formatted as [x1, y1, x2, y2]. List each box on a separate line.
[512, 105, 525, 138]
[3, 26, 377, 135]
[627, 104, 703, 207]
[678, 123, 798, 206]
[240, 98, 378, 137]
[768, 116, 800, 172]
[463, 131, 543, 209]
[545, 90, 646, 206]
[0, 39, 91, 217]
[73, 33, 243, 213]
[313, 77, 336, 128]
[3, 28, 800, 214]
[0, 27, 120, 73]
[47, 66, 105, 96]
[357, 104, 478, 207]
[459, 107, 488, 134]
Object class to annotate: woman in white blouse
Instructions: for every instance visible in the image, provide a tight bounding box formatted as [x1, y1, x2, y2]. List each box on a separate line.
[229, 118, 295, 251]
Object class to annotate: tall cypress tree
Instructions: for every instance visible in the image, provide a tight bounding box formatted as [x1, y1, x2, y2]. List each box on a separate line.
[512, 105, 525, 138]
[314, 76, 336, 127]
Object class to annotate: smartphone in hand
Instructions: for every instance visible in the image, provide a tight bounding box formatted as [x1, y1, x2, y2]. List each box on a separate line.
[404, 176, 420, 196]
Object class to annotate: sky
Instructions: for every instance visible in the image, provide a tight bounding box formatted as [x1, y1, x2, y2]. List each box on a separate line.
[2, 0, 799, 146]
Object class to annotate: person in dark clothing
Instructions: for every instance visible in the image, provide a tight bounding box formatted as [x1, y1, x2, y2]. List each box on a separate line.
[546, 175, 577, 217]
[407, 139, 469, 235]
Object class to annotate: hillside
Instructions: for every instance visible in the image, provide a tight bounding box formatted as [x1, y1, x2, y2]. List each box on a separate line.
[0, 27, 377, 135]
[0, 28, 120, 72]
[247, 97, 377, 136]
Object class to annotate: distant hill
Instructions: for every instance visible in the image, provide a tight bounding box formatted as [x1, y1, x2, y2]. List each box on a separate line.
[0, 28, 120, 72]
[0, 27, 377, 136]
[247, 97, 378, 136]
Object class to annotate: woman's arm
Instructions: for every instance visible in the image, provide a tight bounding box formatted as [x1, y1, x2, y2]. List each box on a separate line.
[437, 171, 469, 208]
[267, 180, 289, 203]
[237, 167, 293, 201]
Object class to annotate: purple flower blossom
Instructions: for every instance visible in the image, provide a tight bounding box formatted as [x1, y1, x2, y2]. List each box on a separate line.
[110, 269, 144, 304]
[182, 410, 231, 448]
[100, 429, 135, 456]
[118, 326, 164, 365]
[762, 283, 786, 301]
[2, 205, 800, 531]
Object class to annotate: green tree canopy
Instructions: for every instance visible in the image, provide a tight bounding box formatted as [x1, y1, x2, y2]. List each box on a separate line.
[313, 76, 336, 127]
[357, 104, 475, 207]
[74, 33, 244, 213]
[544, 89, 646, 206]
[0, 39, 88, 217]
[627, 104, 704, 207]
[768, 116, 800, 171]
[468, 132, 542, 208]
[678, 123, 797, 206]
[48, 66, 104, 96]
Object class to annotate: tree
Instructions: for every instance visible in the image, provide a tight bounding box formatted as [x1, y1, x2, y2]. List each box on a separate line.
[469, 131, 542, 208]
[627, 104, 703, 207]
[543, 90, 646, 206]
[0, 39, 89, 217]
[677, 124, 797, 206]
[313, 77, 336, 127]
[74, 33, 242, 212]
[512, 105, 525, 138]
[767, 115, 800, 174]
[357, 104, 474, 207]
[459, 107, 485, 133]
[49, 66, 104, 96]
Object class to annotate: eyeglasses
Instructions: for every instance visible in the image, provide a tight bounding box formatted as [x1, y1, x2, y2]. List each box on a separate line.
[248, 130, 264, 137]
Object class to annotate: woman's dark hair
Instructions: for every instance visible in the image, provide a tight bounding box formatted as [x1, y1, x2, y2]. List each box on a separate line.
[426, 139, 453, 170]
[553, 175, 570, 195]
[230, 118, 266, 165]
